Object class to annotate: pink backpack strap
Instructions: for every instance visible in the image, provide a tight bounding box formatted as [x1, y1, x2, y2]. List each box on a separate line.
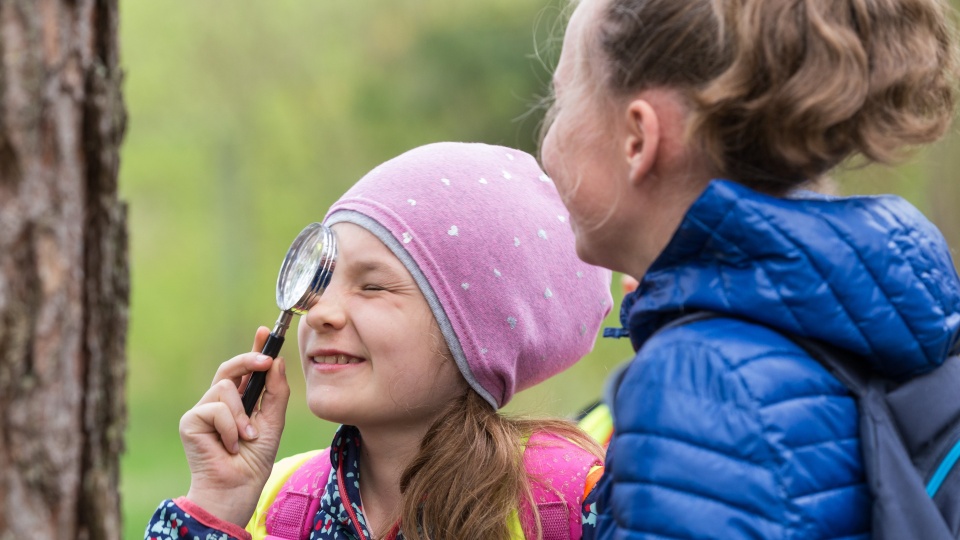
[265, 448, 332, 540]
[520, 432, 603, 540]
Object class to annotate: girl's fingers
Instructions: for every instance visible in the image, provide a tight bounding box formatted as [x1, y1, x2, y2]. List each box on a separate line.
[257, 356, 290, 427]
[208, 327, 273, 388]
[182, 401, 241, 454]
[237, 326, 272, 393]
[211, 351, 273, 388]
[195, 379, 261, 442]
[188, 326, 275, 452]
[251, 326, 270, 353]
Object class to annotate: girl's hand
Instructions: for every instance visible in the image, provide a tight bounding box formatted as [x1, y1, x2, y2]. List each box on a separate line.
[179, 326, 290, 527]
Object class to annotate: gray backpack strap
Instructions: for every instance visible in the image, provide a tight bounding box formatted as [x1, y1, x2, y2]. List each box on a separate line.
[654, 311, 721, 334]
[790, 336, 960, 539]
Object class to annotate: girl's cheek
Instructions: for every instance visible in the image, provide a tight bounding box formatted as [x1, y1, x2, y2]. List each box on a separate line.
[297, 319, 313, 367]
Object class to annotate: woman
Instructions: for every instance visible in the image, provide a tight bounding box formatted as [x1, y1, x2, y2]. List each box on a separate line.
[541, 0, 960, 537]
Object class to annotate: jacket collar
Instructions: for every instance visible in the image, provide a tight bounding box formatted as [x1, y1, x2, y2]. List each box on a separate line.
[623, 180, 960, 379]
[313, 425, 375, 540]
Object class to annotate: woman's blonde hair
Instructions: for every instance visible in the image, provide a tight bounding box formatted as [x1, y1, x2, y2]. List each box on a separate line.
[595, 0, 960, 192]
[396, 390, 604, 540]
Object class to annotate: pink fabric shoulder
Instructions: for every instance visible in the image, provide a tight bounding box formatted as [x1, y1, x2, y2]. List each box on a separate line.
[265, 435, 600, 540]
[520, 431, 603, 540]
[264, 449, 331, 540]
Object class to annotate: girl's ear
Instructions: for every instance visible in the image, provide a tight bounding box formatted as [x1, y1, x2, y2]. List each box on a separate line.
[624, 98, 660, 187]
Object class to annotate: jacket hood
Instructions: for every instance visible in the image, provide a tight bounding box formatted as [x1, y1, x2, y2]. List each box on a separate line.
[623, 180, 960, 379]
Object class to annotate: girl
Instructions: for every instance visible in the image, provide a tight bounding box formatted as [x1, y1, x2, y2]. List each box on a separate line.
[541, 0, 960, 538]
[145, 142, 612, 540]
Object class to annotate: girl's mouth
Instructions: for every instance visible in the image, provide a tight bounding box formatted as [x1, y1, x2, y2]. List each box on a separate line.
[311, 354, 363, 365]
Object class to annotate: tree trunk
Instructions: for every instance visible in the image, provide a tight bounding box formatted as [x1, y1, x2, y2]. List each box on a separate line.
[0, 0, 127, 539]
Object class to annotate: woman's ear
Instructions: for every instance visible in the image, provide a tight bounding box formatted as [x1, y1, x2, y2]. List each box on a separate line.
[624, 98, 660, 186]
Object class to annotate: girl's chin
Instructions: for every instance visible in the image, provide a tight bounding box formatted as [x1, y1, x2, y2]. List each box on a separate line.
[306, 403, 353, 425]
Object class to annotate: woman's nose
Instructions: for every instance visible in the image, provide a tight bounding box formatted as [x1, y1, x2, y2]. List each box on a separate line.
[303, 287, 347, 331]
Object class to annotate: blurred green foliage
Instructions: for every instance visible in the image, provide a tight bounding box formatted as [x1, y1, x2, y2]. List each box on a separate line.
[118, 1, 960, 538]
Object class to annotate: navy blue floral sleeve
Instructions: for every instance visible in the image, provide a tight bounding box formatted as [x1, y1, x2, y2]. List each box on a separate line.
[580, 474, 602, 540]
[145, 498, 250, 540]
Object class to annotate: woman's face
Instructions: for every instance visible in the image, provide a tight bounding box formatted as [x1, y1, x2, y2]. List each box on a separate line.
[297, 222, 466, 431]
[540, 0, 628, 268]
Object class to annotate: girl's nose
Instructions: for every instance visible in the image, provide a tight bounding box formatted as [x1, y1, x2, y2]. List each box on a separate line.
[303, 288, 347, 331]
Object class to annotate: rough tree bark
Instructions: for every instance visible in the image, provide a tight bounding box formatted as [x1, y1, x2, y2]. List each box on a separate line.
[0, 0, 127, 539]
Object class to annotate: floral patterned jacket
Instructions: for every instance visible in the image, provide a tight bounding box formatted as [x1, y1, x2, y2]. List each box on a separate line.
[146, 424, 599, 540]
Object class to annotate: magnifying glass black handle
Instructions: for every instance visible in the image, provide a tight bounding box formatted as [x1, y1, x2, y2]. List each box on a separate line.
[241, 332, 285, 415]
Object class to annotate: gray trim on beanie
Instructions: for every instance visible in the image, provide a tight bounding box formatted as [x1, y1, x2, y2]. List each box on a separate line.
[324, 210, 499, 409]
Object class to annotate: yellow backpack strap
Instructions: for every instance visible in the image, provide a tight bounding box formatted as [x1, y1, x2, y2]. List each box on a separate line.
[577, 402, 614, 448]
[506, 434, 533, 540]
[507, 508, 525, 539]
[246, 449, 325, 540]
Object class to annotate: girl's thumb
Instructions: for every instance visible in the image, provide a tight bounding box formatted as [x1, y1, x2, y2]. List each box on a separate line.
[257, 356, 290, 429]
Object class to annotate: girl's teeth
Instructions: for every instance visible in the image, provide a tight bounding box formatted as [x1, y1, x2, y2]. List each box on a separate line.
[314, 355, 361, 364]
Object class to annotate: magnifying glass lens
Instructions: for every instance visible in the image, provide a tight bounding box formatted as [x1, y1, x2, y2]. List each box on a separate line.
[242, 222, 336, 415]
[279, 248, 321, 310]
[276, 223, 336, 313]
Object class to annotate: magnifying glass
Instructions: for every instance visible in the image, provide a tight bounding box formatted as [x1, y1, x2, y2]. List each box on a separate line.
[241, 222, 337, 415]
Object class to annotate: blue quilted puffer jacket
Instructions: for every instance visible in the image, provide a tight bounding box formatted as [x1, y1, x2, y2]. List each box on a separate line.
[593, 180, 960, 539]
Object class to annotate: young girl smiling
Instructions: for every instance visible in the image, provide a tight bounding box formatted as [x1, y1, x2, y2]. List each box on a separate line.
[146, 142, 613, 540]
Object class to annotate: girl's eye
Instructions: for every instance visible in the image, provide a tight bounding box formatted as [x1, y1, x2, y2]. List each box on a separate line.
[362, 284, 386, 292]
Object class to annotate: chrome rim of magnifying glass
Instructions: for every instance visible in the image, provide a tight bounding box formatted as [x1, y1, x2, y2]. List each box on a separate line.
[275, 222, 338, 314]
[298, 225, 336, 313]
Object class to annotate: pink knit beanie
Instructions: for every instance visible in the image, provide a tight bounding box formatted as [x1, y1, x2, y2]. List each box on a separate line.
[324, 142, 612, 409]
